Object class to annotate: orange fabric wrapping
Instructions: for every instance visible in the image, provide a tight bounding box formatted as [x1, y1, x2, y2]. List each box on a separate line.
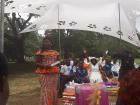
[35, 50, 59, 56]
[63, 92, 75, 96]
[62, 99, 75, 103]
[35, 50, 59, 74]
[83, 63, 89, 70]
[36, 66, 59, 74]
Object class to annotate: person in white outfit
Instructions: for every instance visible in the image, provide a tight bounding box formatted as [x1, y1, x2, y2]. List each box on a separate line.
[88, 58, 103, 83]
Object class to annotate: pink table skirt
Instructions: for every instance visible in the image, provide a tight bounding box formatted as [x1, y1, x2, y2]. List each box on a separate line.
[75, 83, 109, 105]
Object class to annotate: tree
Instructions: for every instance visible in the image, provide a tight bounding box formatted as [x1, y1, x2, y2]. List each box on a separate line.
[5, 13, 34, 62]
[50, 29, 139, 58]
[24, 34, 43, 56]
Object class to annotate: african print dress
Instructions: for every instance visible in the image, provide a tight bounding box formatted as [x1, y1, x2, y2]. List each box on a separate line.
[35, 50, 59, 105]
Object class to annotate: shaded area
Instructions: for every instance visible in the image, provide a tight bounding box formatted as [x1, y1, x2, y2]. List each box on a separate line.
[7, 88, 40, 105]
[7, 63, 40, 105]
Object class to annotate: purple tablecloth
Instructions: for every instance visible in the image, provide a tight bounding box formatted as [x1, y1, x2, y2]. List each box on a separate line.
[75, 83, 109, 105]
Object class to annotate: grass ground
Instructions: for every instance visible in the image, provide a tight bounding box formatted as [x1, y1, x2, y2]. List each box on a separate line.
[7, 63, 62, 105]
[135, 58, 140, 64]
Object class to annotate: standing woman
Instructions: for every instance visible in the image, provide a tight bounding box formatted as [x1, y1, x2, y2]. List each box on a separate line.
[35, 36, 59, 105]
[88, 58, 103, 83]
[0, 52, 9, 105]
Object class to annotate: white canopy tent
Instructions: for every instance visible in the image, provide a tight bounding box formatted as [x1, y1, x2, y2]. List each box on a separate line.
[5, 0, 140, 31]
[20, 1, 140, 47]
[5, 0, 140, 22]
[5, 0, 140, 13]
[4, 0, 140, 47]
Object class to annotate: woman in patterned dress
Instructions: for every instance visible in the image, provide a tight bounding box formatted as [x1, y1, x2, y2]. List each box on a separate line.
[35, 36, 59, 105]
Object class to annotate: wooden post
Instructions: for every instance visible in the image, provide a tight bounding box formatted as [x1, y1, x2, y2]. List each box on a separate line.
[0, 0, 4, 53]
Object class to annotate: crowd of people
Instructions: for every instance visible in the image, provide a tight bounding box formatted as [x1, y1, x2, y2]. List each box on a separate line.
[59, 52, 119, 83]
[34, 35, 140, 105]
[0, 34, 140, 105]
[57, 46, 140, 105]
[58, 51, 118, 97]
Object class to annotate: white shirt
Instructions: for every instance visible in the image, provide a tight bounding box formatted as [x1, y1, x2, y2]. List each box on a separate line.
[60, 65, 72, 75]
[89, 63, 99, 72]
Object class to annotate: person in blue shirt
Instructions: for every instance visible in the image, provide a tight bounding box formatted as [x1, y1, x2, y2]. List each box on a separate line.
[74, 61, 89, 83]
[103, 56, 113, 78]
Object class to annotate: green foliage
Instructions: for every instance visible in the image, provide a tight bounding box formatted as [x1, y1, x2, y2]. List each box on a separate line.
[135, 58, 140, 64]
[4, 13, 42, 62]
[24, 33, 43, 56]
[4, 13, 140, 61]
[50, 29, 140, 58]
[4, 30, 42, 61]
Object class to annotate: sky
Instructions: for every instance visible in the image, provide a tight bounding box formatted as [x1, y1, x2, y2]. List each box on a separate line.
[20, 13, 45, 36]
[136, 17, 140, 32]
[38, 30, 45, 35]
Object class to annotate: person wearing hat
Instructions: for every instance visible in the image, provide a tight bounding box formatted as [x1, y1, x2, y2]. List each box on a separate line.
[88, 58, 103, 83]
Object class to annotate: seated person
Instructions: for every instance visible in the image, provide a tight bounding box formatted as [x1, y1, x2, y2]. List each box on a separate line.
[59, 59, 73, 97]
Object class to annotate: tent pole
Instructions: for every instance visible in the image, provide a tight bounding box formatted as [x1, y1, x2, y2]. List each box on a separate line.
[57, 2, 62, 94]
[118, 1, 122, 49]
[57, 3, 62, 59]
[118, 2, 122, 39]
[0, 0, 4, 53]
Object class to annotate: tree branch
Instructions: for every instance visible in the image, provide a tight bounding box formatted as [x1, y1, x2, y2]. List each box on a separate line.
[5, 14, 13, 26]
[18, 13, 22, 18]
[22, 13, 33, 29]
[16, 18, 23, 30]
[11, 13, 18, 37]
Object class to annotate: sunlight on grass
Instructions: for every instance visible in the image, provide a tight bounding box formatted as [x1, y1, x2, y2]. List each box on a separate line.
[7, 64, 41, 105]
[9, 74, 40, 95]
[135, 58, 140, 64]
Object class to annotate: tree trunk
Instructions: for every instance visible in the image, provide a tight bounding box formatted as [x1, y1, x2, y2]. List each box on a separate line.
[16, 38, 25, 63]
